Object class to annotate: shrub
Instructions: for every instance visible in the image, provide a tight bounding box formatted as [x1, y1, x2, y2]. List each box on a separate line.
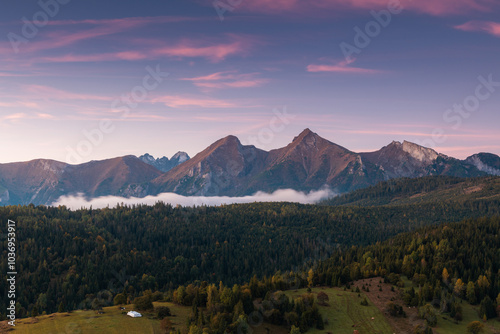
[156, 306, 171, 319]
[387, 302, 406, 318]
[113, 293, 127, 305]
[466, 321, 484, 334]
[134, 295, 153, 311]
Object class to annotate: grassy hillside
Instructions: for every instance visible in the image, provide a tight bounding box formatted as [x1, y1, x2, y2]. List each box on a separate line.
[284, 287, 394, 334]
[322, 176, 500, 206]
[7, 301, 187, 334]
[5, 288, 394, 334]
[8, 284, 500, 334]
[434, 302, 500, 334]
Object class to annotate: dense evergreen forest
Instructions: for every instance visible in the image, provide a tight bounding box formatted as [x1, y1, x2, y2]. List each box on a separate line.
[159, 216, 500, 333]
[0, 192, 499, 320]
[0, 176, 499, 333]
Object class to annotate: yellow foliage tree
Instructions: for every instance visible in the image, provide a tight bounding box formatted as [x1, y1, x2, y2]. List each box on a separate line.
[454, 278, 465, 297]
[442, 268, 450, 283]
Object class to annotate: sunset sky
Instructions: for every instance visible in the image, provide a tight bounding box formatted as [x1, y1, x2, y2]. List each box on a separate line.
[1, 0, 499, 164]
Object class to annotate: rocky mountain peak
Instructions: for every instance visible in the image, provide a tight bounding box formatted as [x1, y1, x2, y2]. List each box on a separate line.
[217, 135, 241, 146]
[292, 128, 316, 143]
[465, 153, 500, 176]
[401, 141, 438, 163]
[388, 140, 402, 147]
[171, 151, 190, 163]
[139, 151, 190, 173]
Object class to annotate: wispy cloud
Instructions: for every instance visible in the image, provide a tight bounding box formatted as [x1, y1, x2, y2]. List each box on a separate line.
[47, 16, 199, 26]
[236, 0, 498, 16]
[0, 17, 150, 56]
[36, 113, 56, 119]
[454, 21, 500, 37]
[1, 113, 27, 121]
[1, 16, 200, 56]
[23, 85, 111, 101]
[0, 101, 41, 109]
[0, 112, 55, 123]
[181, 71, 268, 90]
[39, 36, 252, 63]
[307, 58, 381, 74]
[151, 95, 238, 108]
[153, 37, 251, 62]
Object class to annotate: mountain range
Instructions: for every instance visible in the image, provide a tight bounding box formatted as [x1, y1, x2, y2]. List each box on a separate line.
[139, 151, 190, 172]
[1, 128, 499, 206]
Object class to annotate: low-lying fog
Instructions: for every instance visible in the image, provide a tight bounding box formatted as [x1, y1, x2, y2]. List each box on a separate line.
[51, 188, 336, 210]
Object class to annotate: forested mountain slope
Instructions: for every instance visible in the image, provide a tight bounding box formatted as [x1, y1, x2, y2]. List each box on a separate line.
[322, 176, 500, 207]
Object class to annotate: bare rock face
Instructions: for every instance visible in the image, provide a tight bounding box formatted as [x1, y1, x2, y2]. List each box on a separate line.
[401, 141, 439, 163]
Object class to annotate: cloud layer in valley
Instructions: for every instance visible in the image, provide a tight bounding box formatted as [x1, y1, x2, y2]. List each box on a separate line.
[51, 189, 335, 210]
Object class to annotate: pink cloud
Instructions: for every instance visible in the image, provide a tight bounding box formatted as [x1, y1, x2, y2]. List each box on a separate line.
[47, 16, 198, 26]
[0, 72, 33, 77]
[38, 16, 202, 50]
[236, 0, 498, 16]
[181, 71, 268, 89]
[5, 17, 150, 56]
[24, 85, 111, 101]
[0, 16, 202, 57]
[152, 95, 237, 108]
[0, 111, 56, 124]
[40, 53, 139, 63]
[154, 37, 250, 62]
[36, 113, 55, 119]
[454, 21, 500, 37]
[307, 58, 381, 74]
[2, 113, 27, 121]
[39, 36, 251, 63]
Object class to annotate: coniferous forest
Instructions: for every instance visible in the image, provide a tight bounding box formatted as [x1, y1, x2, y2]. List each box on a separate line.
[1, 176, 499, 333]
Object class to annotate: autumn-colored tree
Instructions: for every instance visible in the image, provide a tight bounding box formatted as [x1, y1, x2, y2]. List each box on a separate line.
[442, 268, 450, 283]
[477, 275, 490, 290]
[307, 269, 315, 287]
[454, 279, 465, 297]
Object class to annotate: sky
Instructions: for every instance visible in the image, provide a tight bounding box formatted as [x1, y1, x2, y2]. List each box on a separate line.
[0, 0, 499, 164]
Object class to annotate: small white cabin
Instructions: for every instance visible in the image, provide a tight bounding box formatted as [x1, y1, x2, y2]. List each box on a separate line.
[127, 311, 142, 318]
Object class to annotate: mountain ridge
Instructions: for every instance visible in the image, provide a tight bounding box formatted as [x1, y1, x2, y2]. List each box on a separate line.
[0, 129, 498, 205]
[139, 151, 190, 172]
